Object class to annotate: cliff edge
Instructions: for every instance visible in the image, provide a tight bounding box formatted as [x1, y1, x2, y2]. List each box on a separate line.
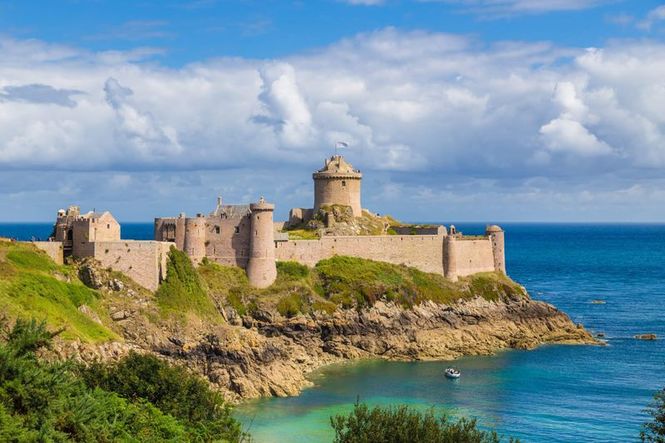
[0, 240, 595, 403]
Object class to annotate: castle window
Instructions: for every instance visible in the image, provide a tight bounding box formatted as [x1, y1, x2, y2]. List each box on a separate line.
[342, 180, 346, 187]
[215, 226, 220, 234]
[107, 224, 110, 229]
[235, 226, 240, 234]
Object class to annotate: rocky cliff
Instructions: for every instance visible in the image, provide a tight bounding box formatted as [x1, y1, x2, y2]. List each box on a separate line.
[2, 240, 595, 403]
[51, 280, 594, 402]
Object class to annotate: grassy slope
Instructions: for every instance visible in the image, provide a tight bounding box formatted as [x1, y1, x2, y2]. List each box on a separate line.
[1, 240, 523, 340]
[0, 241, 117, 343]
[199, 255, 525, 318]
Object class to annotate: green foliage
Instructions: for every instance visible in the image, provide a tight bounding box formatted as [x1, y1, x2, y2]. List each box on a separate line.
[81, 352, 245, 442]
[0, 242, 116, 343]
[276, 261, 310, 280]
[0, 319, 191, 442]
[642, 388, 665, 442]
[314, 256, 523, 309]
[331, 402, 514, 443]
[286, 229, 320, 240]
[156, 247, 222, 323]
[276, 292, 307, 318]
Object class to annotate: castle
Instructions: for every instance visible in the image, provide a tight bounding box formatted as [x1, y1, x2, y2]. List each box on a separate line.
[35, 155, 505, 291]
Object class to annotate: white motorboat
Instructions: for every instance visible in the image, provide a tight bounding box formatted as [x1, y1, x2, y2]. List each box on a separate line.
[445, 368, 461, 379]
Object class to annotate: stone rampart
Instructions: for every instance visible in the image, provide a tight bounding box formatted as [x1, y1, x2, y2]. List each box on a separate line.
[275, 235, 446, 275]
[32, 241, 64, 265]
[92, 241, 173, 291]
[454, 238, 496, 277]
[275, 233, 498, 278]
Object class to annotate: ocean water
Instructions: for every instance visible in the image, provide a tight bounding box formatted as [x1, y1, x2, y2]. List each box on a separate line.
[3, 223, 664, 442]
[235, 223, 665, 443]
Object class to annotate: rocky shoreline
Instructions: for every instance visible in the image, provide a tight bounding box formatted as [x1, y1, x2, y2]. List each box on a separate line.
[50, 285, 596, 403]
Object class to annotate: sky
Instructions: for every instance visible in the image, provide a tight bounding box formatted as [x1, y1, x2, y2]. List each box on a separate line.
[1, 0, 665, 222]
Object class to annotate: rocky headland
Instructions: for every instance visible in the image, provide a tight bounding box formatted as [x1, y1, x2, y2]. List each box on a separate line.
[1, 240, 595, 403]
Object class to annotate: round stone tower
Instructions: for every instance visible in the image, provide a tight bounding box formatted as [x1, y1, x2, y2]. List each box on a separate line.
[183, 215, 206, 265]
[486, 225, 506, 274]
[444, 234, 458, 282]
[313, 155, 362, 217]
[247, 198, 277, 288]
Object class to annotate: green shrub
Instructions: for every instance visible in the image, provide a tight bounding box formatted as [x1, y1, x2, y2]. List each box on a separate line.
[156, 247, 222, 322]
[641, 388, 665, 442]
[276, 292, 306, 317]
[331, 402, 514, 443]
[81, 352, 245, 442]
[277, 261, 310, 280]
[0, 319, 190, 441]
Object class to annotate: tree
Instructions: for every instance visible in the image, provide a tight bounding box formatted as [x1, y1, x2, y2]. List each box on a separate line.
[642, 389, 665, 442]
[331, 401, 516, 443]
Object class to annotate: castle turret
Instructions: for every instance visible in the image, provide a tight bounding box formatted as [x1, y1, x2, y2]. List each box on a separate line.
[486, 225, 506, 274]
[246, 198, 277, 288]
[313, 155, 362, 217]
[184, 215, 206, 264]
[444, 233, 458, 282]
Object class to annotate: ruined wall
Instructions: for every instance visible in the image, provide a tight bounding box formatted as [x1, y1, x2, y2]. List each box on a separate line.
[32, 241, 64, 265]
[93, 241, 173, 291]
[454, 239, 496, 277]
[275, 235, 446, 275]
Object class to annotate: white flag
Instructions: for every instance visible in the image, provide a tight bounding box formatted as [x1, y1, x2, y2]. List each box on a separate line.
[335, 141, 349, 149]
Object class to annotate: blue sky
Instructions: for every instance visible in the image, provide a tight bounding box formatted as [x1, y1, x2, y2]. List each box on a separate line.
[1, 0, 665, 222]
[2, 0, 663, 63]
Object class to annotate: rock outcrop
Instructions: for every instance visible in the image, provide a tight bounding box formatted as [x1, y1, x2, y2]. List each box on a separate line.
[46, 259, 596, 404]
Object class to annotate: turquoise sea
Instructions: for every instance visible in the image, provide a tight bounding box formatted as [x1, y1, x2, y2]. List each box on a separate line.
[2, 223, 664, 442]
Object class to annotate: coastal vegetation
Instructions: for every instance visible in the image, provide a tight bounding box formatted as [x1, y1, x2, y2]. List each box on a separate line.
[641, 387, 665, 442]
[0, 240, 117, 343]
[0, 317, 245, 442]
[155, 247, 223, 323]
[330, 402, 515, 443]
[198, 255, 525, 318]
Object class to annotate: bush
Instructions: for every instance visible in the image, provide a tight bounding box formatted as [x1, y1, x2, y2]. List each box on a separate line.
[276, 292, 306, 317]
[642, 388, 665, 442]
[331, 402, 514, 443]
[0, 318, 189, 441]
[81, 352, 244, 442]
[156, 247, 222, 322]
[277, 261, 310, 280]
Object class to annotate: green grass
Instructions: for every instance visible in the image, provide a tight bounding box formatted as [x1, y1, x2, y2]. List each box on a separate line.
[155, 248, 223, 323]
[0, 241, 117, 343]
[286, 229, 320, 240]
[196, 254, 524, 318]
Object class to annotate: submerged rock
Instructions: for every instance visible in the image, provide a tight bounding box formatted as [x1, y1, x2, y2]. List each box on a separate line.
[634, 333, 657, 340]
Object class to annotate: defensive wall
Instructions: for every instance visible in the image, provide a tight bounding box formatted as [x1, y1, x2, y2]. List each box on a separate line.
[32, 241, 64, 265]
[274, 232, 501, 279]
[91, 240, 172, 291]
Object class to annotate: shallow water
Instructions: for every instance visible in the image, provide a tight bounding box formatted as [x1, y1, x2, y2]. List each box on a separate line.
[4, 222, 664, 442]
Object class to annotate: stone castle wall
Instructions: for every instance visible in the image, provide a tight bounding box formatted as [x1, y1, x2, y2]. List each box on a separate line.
[275, 234, 498, 278]
[453, 238, 496, 277]
[32, 241, 64, 265]
[275, 235, 446, 274]
[92, 240, 173, 291]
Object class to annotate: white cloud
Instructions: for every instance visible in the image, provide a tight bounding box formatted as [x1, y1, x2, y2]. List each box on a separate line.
[637, 5, 665, 30]
[420, 0, 614, 16]
[1, 30, 665, 220]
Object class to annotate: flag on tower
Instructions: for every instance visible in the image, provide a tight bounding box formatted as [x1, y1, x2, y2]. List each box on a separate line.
[335, 141, 349, 149]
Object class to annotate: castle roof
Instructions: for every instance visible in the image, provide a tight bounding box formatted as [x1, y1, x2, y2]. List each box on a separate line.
[210, 203, 251, 219]
[313, 155, 361, 178]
